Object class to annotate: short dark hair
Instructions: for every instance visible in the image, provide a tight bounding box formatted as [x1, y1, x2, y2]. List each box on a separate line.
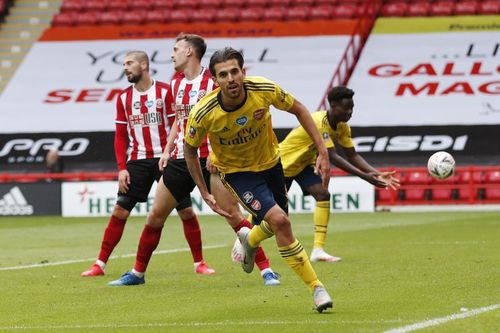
[126, 51, 149, 70]
[175, 33, 207, 61]
[327, 86, 354, 106]
[209, 47, 244, 77]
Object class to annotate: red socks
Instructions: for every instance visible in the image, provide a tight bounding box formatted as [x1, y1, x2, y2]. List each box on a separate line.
[182, 216, 203, 263]
[98, 215, 126, 263]
[134, 224, 163, 273]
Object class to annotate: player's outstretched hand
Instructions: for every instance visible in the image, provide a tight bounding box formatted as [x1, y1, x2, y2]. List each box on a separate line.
[118, 170, 130, 193]
[376, 171, 400, 190]
[202, 193, 231, 218]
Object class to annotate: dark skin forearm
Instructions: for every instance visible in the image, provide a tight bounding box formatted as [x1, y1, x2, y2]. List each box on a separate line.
[343, 147, 379, 174]
[328, 147, 387, 188]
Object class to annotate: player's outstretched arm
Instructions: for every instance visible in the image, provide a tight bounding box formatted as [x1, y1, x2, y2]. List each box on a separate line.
[287, 100, 330, 188]
[341, 146, 399, 189]
[184, 142, 230, 218]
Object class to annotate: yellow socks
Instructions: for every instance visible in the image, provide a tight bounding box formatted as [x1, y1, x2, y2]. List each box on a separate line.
[279, 239, 323, 292]
[248, 220, 274, 248]
[313, 201, 330, 249]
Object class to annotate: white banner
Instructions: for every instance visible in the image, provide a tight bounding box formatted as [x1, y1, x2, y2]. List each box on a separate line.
[61, 176, 374, 217]
[348, 32, 500, 127]
[0, 36, 349, 133]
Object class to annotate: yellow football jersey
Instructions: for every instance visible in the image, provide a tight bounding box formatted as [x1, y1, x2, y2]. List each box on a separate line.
[185, 76, 295, 173]
[279, 110, 354, 178]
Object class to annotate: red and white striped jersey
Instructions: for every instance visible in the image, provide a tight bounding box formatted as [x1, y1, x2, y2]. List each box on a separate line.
[115, 80, 174, 162]
[170, 67, 217, 159]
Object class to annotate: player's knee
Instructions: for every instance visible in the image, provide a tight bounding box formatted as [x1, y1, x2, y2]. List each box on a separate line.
[116, 195, 137, 213]
[315, 191, 330, 202]
[147, 204, 170, 227]
[112, 205, 131, 220]
[266, 209, 290, 231]
[177, 207, 195, 220]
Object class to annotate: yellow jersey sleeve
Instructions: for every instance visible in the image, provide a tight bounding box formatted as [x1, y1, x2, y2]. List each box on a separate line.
[279, 111, 330, 177]
[334, 122, 354, 148]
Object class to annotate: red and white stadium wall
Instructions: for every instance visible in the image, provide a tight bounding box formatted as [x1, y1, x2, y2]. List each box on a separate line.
[0, 20, 356, 170]
[347, 15, 500, 166]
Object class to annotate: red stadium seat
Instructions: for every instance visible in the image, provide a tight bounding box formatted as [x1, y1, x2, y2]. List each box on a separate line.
[149, 0, 174, 9]
[52, 12, 76, 26]
[404, 189, 427, 201]
[214, 7, 240, 21]
[269, 0, 292, 7]
[175, 0, 200, 9]
[263, 6, 287, 21]
[99, 11, 122, 25]
[146, 10, 170, 24]
[377, 188, 397, 203]
[122, 10, 146, 25]
[128, 0, 152, 10]
[310, 5, 333, 20]
[332, 4, 357, 18]
[430, 1, 455, 16]
[199, 0, 223, 8]
[381, 3, 408, 16]
[190, 9, 217, 22]
[247, 0, 269, 8]
[405, 171, 431, 185]
[454, 1, 477, 15]
[61, 0, 83, 12]
[222, 0, 246, 8]
[485, 188, 500, 200]
[385, 0, 409, 3]
[431, 188, 453, 200]
[406, 2, 431, 16]
[286, 6, 310, 20]
[457, 187, 476, 200]
[239, 7, 264, 21]
[484, 170, 500, 183]
[478, 0, 500, 14]
[338, 0, 363, 4]
[169, 9, 190, 23]
[107, 0, 129, 11]
[457, 170, 483, 184]
[76, 11, 100, 26]
[84, 1, 107, 12]
[292, 0, 315, 6]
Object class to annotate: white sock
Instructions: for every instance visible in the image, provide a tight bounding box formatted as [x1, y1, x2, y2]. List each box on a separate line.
[96, 260, 106, 269]
[131, 268, 144, 278]
[260, 268, 273, 277]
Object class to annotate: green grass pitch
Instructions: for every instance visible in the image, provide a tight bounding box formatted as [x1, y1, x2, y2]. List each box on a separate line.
[0, 211, 499, 332]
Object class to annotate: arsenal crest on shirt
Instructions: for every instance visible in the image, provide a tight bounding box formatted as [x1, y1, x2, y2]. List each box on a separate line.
[253, 109, 264, 120]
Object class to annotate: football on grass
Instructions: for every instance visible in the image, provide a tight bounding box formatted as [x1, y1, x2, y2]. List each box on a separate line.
[427, 151, 455, 179]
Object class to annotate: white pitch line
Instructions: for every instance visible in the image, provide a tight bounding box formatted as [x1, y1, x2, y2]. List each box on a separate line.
[0, 319, 405, 331]
[0, 244, 226, 271]
[383, 304, 500, 333]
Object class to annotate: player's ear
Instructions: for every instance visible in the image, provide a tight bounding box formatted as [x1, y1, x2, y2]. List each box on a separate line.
[241, 67, 246, 77]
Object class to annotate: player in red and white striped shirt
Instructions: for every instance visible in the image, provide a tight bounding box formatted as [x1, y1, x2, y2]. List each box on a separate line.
[108, 34, 280, 287]
[81, 51, 214, 278]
